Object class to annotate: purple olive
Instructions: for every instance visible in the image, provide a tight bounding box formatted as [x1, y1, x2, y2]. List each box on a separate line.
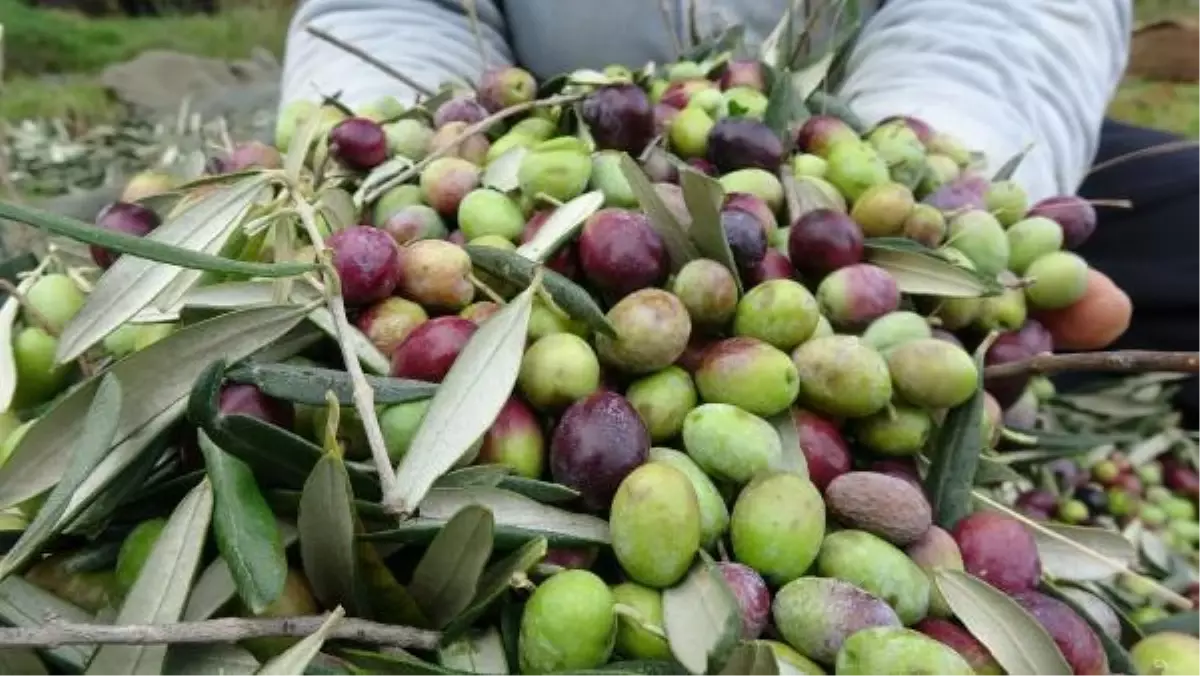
[1027, 195, 1097, 249]
[327, 225, 403, 306]
[581, 84, 655, 155]
[787, 209, 864, 280]
[707, 118, 783, 174]
[433, 96, 488, 128]
[329, 117, 389, 170]
[92, 202, 161, 269]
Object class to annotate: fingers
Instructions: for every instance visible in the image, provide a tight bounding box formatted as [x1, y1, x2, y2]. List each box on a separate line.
[1033, 268, 1132, 351]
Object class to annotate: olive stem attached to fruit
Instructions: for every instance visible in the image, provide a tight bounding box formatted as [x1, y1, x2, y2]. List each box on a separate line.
[983, 350, 1200, 380]
[0, 614, 440, 650]
[292, 191, 399, 499]
[303, 25, 438, 98]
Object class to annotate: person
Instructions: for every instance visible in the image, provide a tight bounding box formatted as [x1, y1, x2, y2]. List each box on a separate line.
[278, 0, 1197, 419]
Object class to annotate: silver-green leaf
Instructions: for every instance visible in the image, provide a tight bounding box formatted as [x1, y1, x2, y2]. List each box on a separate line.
[55, 175, 275, 364]
[386, 283, 537, 515]
[0, 374, 122, 581]
[864, 245, 1001, 298]
[483, 147, 528, 194]
[618, 153, 698, 271]
[516, 190, 604, 263]
[663, 554, 741, 675]
[256, 607, 345, 675]
[410, 505, 495, 628]
[86, 481, 214, 675]
[0, 305, 306, 512]
[934, 569, 1073, 675]
[679, 169, 742, 293]
[298, 454, 362, 615]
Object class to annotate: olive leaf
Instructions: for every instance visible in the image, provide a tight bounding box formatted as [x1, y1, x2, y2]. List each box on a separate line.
[1139, 611, 1200, 637]
[53, 175, 283, 364]
[356, 532, 429, 627]
[992, 143, 1034, 182]
[442, 536, 548, 642]
[465, 245, 615, 338]
[767, 408, 810, 477]
[805, 91, 867, 134]
[164, 645, 261, 675]
[618, 153, 699, 271]
[662, 553, 742, 675]
[498, 476, 582, 504]
[196, 430, 287, 615]
[256, 607, 346, 676]
[718, 641, 781, 676]
[580, 661, 691, 675]
[924, 336, 989, 530]
[184, 523, 299, 621]
[318, 187, 358, 232]
[284, 107, 326, 180]
[0, 374, 122, 582]
[0, 577, 94, 671]
[357, 156, 419, 206]
[1032, 523, 1136, 581]
[758, 0, 801, 68]
[0, 305, 306, 512]
[933, 569, 1073, 675]
[0, 649, 47, 675]
[864, 242, 1003, 298]
[337, 648, 463, 675]
[516, 190, 605, 263]
[0, 201, 312, 288]
[679, 169, 743, 294]
[364, 486, 610, 548]
[410, 505, 495, 629]
[226, 361, 437, 407]
[385, 282, 537, 515]
[483, 147, 528, 193]
[435, 465, 512, 489]
[86, 481, 215, 675]
[439, 627, 509, 675]
[1039, 580, 1137, 675]
[973, 456, 1025, 486]
[299, 453, 364, 615]
[763, 67, 800, 141]
[681, 24, 745, 62]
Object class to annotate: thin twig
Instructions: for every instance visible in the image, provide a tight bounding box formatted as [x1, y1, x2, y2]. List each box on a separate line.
[292, 192, 398, 499]
[1087, 140, 1199, 176]
[305, 25, 438, 99]
[0, 615, 439, 651]
[984, 350, 1200, 380]
[365, 93, 585, 202]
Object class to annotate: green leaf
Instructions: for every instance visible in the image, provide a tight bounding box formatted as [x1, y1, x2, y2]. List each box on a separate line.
[0, 201, 312, 287]
[53, 175, 268, 363]
[805, 90, 867, 134]
[439, 627, 509, 675]
[763, 68, 800, 141]
[933, 569, 1073, 675]
[226, 361, 437, 407]
[197, 430, 287, 615]
[0, 649, 47, 675]
[356, 534, 428, 627]
[184, 523, 299, 621]
[318, 187, 358, 232]
[973, 456, 1024, 486]
[338, 647, 463, 675]
[465, 245, 614, 338]
[618, 153, 699, 271]
[364, 486, 610, 548]
[516, 190, 605, 263]
[257, 608, 346, 676]
[767, 408, 811, 478]
[1031, 523, 1137, 581]
[662, 554, 741, 674]
[1140, 611, 1200, 637]
[1039, 580, 1137, 675]
[679, 169, 742, 294]
[483, 147, 528, 194]
[299, 454, 364, 615]
[435, 465, 512, 489]
[924, 339, 989, 529]
[442, 536, 547, 642]
[576, 661, 689, 675]
[992, 144, 1033, 182]
[791, 53, 835, 104]
[0, 305, 306, 512]
[165, 644, 261, 675]
[305, 305, 393, 375]
[718, 641, 780, 675]
[864, 242, 1003, 298]
[0, 577, 94, 671]
[386, 284, 537, 515]
[497, 476, 582, 504]
[410, 505, 495, 629]
[87, 481, 215, 675]
[0, 374, 121, 581]
[285, 107, 326, 180]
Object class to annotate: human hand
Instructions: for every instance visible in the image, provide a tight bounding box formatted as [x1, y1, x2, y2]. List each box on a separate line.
[1033, 268, 1132, 351]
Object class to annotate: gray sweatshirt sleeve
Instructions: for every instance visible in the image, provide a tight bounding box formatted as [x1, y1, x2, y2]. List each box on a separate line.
[836, 0, 1132, 201]
[279, 0, 512, 109]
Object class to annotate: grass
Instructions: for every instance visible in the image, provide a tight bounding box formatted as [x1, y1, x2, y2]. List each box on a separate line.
[0, 0, 293, 122]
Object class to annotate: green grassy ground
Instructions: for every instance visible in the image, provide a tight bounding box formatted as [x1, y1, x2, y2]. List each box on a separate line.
[0, 0, 1196, 137]
[0, 0, 293, 123]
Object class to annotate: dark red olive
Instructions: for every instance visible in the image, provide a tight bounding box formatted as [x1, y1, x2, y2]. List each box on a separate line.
[92, 201, 161, 269]
[329, 117, 389, 170]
